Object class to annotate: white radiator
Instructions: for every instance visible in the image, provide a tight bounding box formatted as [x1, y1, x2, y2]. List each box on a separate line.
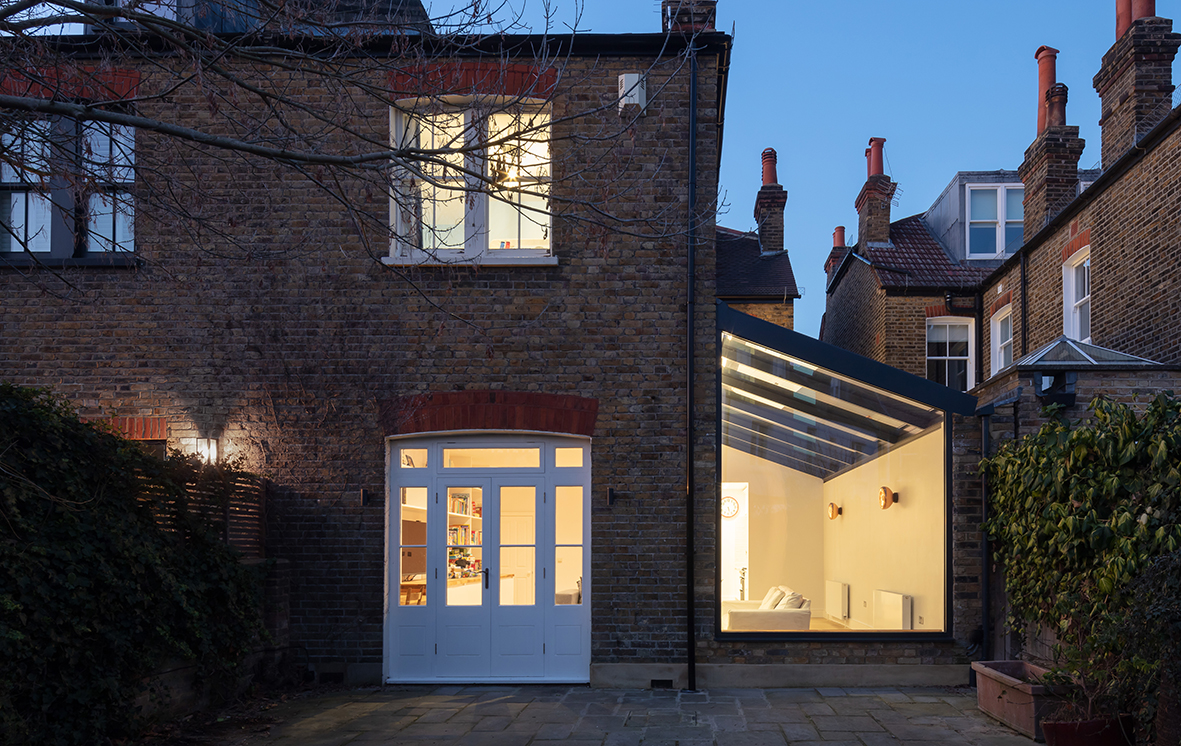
[825, 580, 848, 620]
[873, 589, 913, 629]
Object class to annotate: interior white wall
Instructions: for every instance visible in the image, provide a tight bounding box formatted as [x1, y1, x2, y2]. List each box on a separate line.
[721, 445, 825, 605]
[821, 425, 946, 631]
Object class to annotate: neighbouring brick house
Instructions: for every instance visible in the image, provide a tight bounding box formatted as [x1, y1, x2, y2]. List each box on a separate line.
[821, 0, 1181, 662]
[716, 148, 798, 329]
[2, 0, 988, 690]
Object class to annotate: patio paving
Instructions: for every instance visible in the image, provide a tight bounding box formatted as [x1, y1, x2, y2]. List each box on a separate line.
[234, 685, 1035, 745]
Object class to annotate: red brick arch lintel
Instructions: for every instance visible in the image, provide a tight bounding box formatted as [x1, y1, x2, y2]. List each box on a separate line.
[379, 391, 598, 438]
[388, 62, 558, 100]
[0, 66, 141, 101]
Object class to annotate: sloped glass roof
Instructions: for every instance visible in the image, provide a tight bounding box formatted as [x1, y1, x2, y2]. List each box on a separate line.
[718, 304, 977, 481]
[721, 333, 943, 480]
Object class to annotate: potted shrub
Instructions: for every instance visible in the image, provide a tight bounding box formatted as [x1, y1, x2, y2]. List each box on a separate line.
[1037, 623, 1134, 746]
[981, 396, 1181, 745]
[1118, 551, 1181, 745]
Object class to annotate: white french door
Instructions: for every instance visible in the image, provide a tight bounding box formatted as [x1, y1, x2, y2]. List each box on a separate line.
[386, 434, 590, 683]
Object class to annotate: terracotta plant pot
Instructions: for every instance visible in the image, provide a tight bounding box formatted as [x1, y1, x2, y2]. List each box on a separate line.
[1042, 715, 1134, 746]
[972, 660, 1067, 741]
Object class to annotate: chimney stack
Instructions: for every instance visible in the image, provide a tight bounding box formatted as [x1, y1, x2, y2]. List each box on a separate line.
[1035, 46, 1060, 135]
[854, 137, 896, 247]
[754, 148, 787, 255]
[1094, 0, 1180, 168]
[661, 0, 716, 34]
[1019, 48, 1084, 237]
[824, 226, 847, 280]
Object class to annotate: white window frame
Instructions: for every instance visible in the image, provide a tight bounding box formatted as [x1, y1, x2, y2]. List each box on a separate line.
[1063, 248, 1092, 343]
[926, 317, 975, 392]
[386, 97, 555, 267]
[990, 305, 1014, 376]
[966, 183, 1025, 259]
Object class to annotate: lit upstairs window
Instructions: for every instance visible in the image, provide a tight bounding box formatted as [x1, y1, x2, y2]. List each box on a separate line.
[388, 102, 552, 266]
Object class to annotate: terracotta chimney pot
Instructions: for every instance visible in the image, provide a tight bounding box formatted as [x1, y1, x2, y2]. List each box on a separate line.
[1117, 0, 1134, 37]
[1132, 0, 1156, 21]
[833, 226, 846, 248]
[1035, 46, 1060, 135]
[1047, 83, 1069, 128]
[866, 137, 886, 177]
[761, 148, 779, 186]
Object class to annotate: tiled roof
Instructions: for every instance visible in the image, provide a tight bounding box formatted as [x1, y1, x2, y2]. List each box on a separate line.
[866, 215, 989, 290]
[716, 226, 799, 299]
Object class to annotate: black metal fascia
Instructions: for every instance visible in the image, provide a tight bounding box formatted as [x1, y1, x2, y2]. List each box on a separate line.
[718, 302, 979, 416]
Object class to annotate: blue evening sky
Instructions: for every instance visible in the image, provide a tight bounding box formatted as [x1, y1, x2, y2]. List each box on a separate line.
[445, 0, 1178, 337]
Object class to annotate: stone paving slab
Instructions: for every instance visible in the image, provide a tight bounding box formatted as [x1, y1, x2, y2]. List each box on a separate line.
[230, 685, 1036, 745]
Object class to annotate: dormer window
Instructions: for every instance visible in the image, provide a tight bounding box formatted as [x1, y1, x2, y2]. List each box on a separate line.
[967, 184, 1024, 259]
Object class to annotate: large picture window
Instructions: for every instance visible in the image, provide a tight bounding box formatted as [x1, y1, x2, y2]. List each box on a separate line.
[388, 102, 552, 265]
[720, 326, 954, 635]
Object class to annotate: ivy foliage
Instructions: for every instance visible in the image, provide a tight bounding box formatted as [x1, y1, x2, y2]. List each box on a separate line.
[0, 384, 265, 745]
[982, 393, 1181, 715]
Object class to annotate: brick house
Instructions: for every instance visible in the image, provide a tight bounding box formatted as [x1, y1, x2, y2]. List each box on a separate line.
[716, 148, 798, 329]
[2, 0, 988, 689]
[821, 0, 1181, 661]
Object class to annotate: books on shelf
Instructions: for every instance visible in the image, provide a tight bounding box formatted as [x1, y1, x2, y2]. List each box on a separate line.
[449, 493, 471, 515]
[446, 525, 482, 545]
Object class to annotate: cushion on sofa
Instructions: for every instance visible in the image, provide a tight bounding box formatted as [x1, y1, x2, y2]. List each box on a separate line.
[759, 587, 786, 610]
[775, 592, 805, 610]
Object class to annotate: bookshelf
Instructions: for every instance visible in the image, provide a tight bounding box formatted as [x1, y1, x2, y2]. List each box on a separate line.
[447, 489, 483, 579]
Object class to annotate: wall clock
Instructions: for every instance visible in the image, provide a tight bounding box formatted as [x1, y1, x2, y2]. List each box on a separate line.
[721, 496, 739, 518]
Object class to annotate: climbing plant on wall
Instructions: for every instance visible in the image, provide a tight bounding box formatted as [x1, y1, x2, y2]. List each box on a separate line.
[983, 393, 1181, 717]
[0, 384, 264, 746]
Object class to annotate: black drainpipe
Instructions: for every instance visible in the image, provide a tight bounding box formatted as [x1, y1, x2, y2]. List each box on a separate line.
[1019, 252, 1029, 356]
[973, 291, 984, 388]
[943, 291, 984, 387]
[685, 44, 699, 692]
[980, 414, 992, 662]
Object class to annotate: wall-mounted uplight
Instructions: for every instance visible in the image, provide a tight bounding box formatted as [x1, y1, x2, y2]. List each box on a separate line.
[879, 486, 899, 510]
[196, 437, 219, 464]
[827, 502, 842, 520]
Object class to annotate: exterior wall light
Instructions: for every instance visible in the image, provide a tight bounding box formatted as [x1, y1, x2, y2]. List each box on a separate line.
[879, 486, 899, 509]
[196, 437, 219, 464]
[827, 502, 842, 520]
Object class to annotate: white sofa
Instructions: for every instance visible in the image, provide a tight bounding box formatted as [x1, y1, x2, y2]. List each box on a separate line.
[722, 585, 812, 631]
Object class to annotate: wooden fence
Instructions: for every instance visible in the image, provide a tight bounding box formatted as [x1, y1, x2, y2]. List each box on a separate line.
[145, 471, 267, 559]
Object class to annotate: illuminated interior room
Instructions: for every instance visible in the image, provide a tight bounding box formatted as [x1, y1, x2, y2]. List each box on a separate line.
[717, 305, 975, 635]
